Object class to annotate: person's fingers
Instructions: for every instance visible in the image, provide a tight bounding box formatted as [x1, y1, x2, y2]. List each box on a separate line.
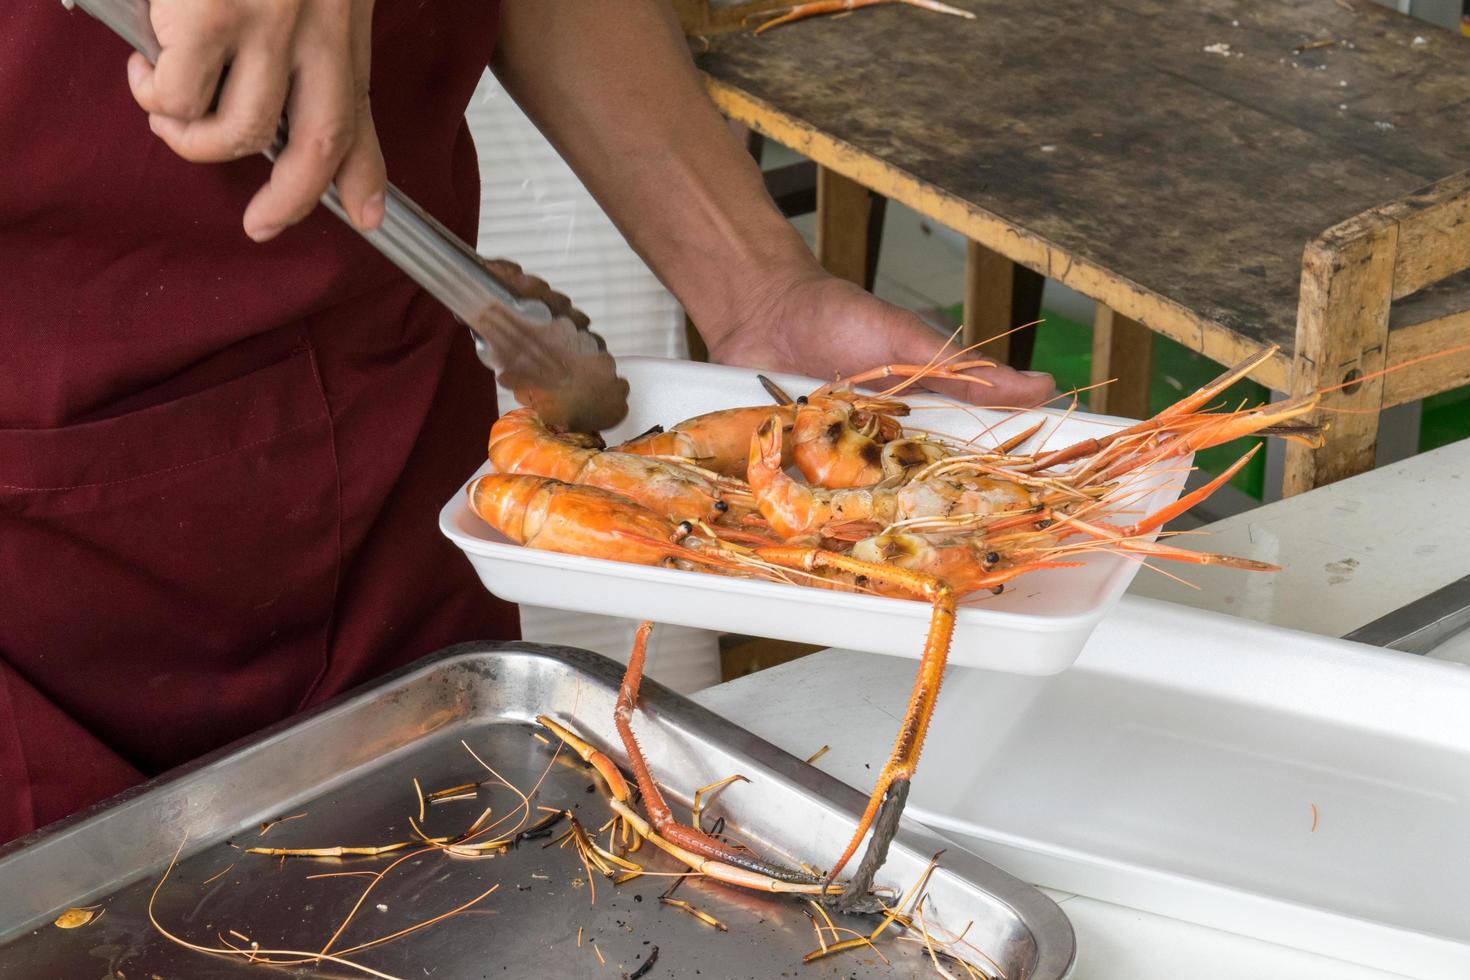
[885, 310, 1055, 407]
[146, 26, 293, 164]
[329, 0, 386, 231]
[128, 39, 230, 122]
[241, 10, 357, 241]
[128, 0, 234, 119]
[919, 367, 1056, 409]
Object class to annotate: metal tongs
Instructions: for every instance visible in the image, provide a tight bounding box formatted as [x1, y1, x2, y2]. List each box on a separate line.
[62, 0, 630, 433]
[1342, 573, 1470, 656]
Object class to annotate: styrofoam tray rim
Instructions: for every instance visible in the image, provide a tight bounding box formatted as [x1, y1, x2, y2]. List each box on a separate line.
[442, 356, 1192, 671]
[443, 467, 1131, 635]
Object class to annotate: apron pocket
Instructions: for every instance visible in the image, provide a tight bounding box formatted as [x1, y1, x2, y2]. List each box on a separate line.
[0, 346, 342, 774]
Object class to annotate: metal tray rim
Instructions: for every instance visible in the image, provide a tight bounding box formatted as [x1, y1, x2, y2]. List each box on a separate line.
[0, 641, 1076, 977]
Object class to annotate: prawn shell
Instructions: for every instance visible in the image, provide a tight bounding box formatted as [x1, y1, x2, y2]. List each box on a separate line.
[488, 408, 596, 483]
[579, 454, 728, 525]
[617, 405, 797, 477]
[469, 473, 684, 566]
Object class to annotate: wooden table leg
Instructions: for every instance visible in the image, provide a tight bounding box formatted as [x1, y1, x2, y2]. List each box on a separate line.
[1011, 264, 1044, 370]
[1090, 305, 1153, 419]
[1282, 222, 1396, 497]
[816, 165, 873, 288]
[963, 241, 1047, 369]
[964, 240, 1015, 364]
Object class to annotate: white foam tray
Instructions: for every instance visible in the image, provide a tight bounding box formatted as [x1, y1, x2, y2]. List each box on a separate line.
[441, 357, 1188, 674]
[900, 597, 1470, 979]
[694, 596, 1470, 979]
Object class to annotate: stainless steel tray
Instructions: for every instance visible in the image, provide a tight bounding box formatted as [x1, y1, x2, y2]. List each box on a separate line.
[0, 642, 1074, 978]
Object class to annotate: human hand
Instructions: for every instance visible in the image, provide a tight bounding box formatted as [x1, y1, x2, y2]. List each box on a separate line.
[705, 273, 1056, 408]
[125, 0, 385, 242]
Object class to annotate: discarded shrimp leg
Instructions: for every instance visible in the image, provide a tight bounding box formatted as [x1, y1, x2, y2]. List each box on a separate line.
[613, 623, 824, 887]
[749, 548, 955, 911]
[538, 636, 834, 894]
[537, 714, 632, 804]
[605, 798, 838, 895]
[691, 774, 751, 830]
[754, 0, 975, 34]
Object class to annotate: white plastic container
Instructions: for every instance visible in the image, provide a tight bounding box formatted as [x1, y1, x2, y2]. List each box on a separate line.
[440, 357, 1190, 675]
[694, 596, 1470, 979]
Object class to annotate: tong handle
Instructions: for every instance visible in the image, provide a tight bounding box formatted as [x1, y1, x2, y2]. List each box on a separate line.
[63, 0, 549, 327]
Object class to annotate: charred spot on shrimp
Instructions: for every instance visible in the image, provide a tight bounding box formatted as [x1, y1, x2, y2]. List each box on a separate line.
[888, 442, 929, 466]
[564, 430, 606, 449]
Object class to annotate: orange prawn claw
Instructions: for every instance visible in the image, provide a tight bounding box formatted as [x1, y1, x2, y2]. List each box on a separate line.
[536, 714, 632, 804]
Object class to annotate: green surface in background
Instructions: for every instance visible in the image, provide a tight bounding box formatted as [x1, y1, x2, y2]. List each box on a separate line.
[945, 305, 1470, 499]
[1421, 386, 1470, 453]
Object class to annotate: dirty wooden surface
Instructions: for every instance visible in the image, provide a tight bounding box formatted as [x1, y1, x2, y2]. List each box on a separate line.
[697, 0, 1470, 387]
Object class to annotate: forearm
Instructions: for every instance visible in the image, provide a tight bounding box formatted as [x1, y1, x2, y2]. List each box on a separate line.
[491, 1, 820, 345]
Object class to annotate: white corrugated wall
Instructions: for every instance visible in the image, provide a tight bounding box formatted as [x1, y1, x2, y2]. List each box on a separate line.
[464, 71, 722, 693]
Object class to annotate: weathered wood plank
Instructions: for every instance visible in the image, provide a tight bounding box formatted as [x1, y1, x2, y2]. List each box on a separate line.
[697, 0, 1470, 365]
[708, 79, 1295, 391]
[1390, 170, 1470, 300]
[1283, 216, 1398, 496]
[1383, 309, 1470, 407]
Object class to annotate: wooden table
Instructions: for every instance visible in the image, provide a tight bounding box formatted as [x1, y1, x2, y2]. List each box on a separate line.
[691, 0, 1470, 495]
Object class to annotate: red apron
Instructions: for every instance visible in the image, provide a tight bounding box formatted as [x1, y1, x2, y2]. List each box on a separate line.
[0, 0, 515, 844]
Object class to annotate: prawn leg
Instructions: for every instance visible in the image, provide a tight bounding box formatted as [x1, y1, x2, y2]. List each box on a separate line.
[749, 547, 955, 911]
[1090, 394, 1320, 484]
[1025, 346, 1284, 473]
[612, 623, 824, 886]
[539, 626, 830, 893]
[1109, 443, 1259, 537]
